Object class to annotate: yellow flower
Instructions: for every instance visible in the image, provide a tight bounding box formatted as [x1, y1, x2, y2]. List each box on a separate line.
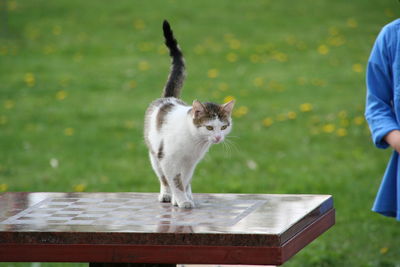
[328, 36, 346, 47]
[4, 100, 15, 109]
[133, 19, 145, 30]
[226, 52, 238, 62]
[138, 61, 150, 71]
[73, 183, 86, 192]
[299, 103, 313, 112]
[7, 0, 17, 11]
[287, 111, 297, 120]
[272, 51, 288, 62]
[56, 90, 67, 100]
[64, 128, 75, 136]
[354, 116, 364, 125]
[229, 39, 241, 50]
[207, 68, 219, 78]
[223, 95, 235, 103]
[336, 128, 348, 137]
[352, 63, 363, 73]
[347, 18, 358, 28]
[380, 247, 389, 254]
[0, 183, 8, 192]
[24, 73, 35, 87]
[317, 44, 329, 55]
[322, 124, 335, 133]
[262, 117, 274, 127]
[253, 77, 264, 87]
[233, 106, 248, 118]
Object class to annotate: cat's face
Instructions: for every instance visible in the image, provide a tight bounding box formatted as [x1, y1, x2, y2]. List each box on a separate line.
[191, 100, 235, 144]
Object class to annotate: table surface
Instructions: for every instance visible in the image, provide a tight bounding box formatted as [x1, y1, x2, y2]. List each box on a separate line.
[0, 192, 335, 265]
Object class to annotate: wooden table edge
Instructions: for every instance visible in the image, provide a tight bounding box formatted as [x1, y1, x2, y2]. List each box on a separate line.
[0, 209, 335, 265]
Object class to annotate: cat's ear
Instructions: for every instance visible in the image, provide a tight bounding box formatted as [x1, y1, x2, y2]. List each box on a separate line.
[221, 100, 235, 115]
[192, 100, 206, 118]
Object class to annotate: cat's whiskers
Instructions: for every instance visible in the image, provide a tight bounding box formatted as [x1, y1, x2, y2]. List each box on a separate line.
[223, 136, 239, 154]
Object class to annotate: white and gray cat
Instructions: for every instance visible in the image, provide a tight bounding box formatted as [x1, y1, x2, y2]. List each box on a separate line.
[144, 20, 235, 209]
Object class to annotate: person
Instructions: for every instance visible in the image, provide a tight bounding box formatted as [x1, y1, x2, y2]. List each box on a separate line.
[365, 19, 400, 221]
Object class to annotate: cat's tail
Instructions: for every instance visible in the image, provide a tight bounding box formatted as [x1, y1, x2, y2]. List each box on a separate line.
[162, 20, 186, 98]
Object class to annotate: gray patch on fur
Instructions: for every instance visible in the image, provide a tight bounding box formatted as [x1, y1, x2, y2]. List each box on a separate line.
[173, 173, 184, 191]
[161, 175, 169, 187]
[157, 141, 164, 160]
[144, 98, 188, 151]
[156, 102, 174, 131]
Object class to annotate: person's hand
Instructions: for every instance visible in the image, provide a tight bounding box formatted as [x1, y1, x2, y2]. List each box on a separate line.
[384, 130, 400, 153]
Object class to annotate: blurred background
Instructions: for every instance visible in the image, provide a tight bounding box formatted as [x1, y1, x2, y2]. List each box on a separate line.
[1, 0, 400, 266]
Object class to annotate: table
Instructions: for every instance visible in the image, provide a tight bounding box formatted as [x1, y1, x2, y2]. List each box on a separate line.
[0, 192, 335, 266]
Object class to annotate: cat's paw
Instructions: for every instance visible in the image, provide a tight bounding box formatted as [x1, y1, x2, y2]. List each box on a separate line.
[178, 201, 195, 209]
[172, 197, 178, 206]
[158, 193, 172, 203]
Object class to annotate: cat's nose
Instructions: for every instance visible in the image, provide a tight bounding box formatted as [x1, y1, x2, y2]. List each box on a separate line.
[214, 136, 222, 143]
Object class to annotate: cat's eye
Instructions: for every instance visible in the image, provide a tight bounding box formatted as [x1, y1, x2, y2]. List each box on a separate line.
[206, 126, 214, 131]
[221, 125, 228, 130]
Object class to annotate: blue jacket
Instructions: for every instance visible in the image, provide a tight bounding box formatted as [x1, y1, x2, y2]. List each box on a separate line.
[365, 19, 400, 220]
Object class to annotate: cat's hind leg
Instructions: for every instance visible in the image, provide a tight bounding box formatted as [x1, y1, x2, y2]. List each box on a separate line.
[149, 152, 171, 203]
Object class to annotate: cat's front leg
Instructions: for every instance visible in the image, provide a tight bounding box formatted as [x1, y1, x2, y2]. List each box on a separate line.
[186, 184, 194, 203]
[168, 173, 194, 209]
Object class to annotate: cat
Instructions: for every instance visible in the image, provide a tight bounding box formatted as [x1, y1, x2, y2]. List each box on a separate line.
[144, 20, 235, 209]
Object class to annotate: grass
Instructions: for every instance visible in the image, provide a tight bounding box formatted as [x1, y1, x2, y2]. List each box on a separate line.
[1, 0, 400, 266]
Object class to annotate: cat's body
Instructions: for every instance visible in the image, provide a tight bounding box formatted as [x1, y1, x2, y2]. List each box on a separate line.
[144, 21, 235, 209]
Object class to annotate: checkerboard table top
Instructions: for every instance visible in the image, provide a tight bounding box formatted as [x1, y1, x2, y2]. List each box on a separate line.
[0, 192, 333, 246]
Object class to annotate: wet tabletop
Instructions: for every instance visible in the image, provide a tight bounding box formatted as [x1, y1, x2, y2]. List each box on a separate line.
[0, 192, 333, 247]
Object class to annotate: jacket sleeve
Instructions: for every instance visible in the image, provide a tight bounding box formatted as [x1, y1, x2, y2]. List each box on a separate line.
[365, 25, 400, 149]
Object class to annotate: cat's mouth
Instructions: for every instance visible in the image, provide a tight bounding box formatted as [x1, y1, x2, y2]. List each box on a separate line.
[212, 136, 223, 144]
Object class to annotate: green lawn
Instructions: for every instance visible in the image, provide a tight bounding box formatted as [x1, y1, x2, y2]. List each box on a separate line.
[1, 0, 400, 266]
